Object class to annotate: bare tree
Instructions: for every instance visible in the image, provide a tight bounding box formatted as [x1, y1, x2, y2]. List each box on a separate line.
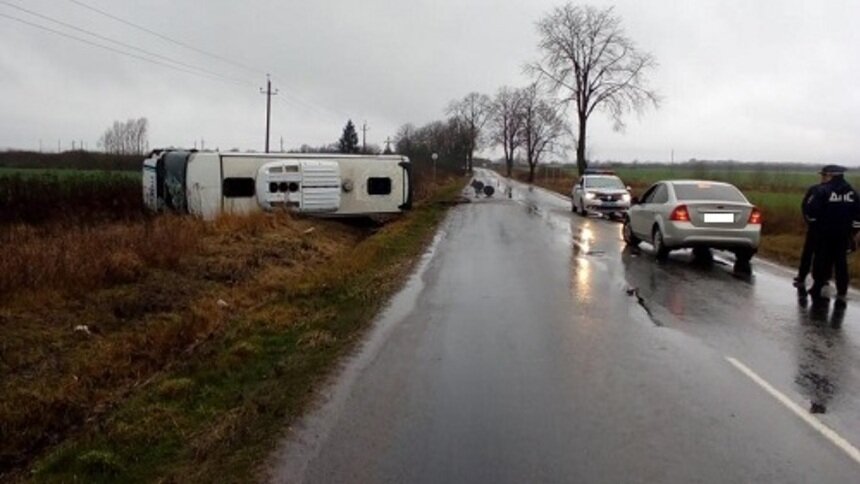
[394, 118, 471, 176]
[446, 92, 492, 173]
[520, 84, 568, 183]
[132, 118, 148, 154]
[492, 87, 526, 177]
[293, 143, 339, 153]
[98, 117, 149, 155]
[528, 4, 659, 174]
[394, 123, 416, 155]
[359, 143, 382, 155]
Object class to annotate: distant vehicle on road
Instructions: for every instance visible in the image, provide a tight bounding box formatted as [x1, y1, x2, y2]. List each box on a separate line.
[571, 170, 632, 218]
[622, 180, 762, 271]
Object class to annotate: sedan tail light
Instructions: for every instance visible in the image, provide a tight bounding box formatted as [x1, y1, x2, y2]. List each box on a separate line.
[748, 207, 762, 224]
[669, 205, 690, 222]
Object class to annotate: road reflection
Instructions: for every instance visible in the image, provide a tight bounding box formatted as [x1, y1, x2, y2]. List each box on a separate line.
[572, 223, 595, 255]
[571, 257, 593, 303]
[618, 245, 759, 325]
[569, 220, 595, 303]
[793, 304, 847, 414]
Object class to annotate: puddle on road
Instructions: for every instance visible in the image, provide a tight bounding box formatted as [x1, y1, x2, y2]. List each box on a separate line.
[792, 306, 849, 415]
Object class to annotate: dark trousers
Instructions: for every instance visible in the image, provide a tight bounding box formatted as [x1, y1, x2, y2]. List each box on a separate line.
[812, 233, 850, 296]
[796, 229, 816, 280]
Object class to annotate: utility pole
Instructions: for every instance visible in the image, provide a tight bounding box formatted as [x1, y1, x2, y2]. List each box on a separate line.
[39, 139, 42, 153]
[280, 136, 284, 152]
[260, 74, 279, 153]
[201, 139, 205, 150]
[362, 121, 369, 153]
[384, 137, 392, 153]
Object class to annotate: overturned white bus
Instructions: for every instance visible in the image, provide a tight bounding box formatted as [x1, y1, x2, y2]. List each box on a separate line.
[143, 150, 412, 219]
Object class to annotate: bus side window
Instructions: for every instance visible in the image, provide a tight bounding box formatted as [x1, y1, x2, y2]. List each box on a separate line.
[368, 177, 392, 195]
[223, 177, 256, 198]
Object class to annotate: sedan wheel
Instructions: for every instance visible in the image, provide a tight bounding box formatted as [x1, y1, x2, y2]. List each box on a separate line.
[623, 219, 640, 247]
[653, 228, 670, 260]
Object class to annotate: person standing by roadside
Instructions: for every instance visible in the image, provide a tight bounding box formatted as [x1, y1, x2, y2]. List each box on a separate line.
[794, 177, 825, 296]
[805, 165, 860, 308]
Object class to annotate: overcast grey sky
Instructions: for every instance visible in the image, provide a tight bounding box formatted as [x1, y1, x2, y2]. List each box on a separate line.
[1, 0, 858, 164]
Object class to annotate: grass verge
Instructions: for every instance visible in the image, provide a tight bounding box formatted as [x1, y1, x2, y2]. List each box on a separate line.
[15, 178, 464, 483]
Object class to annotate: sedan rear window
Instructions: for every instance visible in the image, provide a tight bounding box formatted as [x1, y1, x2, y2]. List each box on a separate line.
[673, 183, 747, 202]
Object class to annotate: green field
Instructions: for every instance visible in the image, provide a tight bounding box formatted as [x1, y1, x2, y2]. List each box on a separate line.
[604, 166, 860, 194]
[744, 191, 801, 210]
[0, 168, 143, 225]
[0, 167, 140, 180]
[547, 165, 859, 193]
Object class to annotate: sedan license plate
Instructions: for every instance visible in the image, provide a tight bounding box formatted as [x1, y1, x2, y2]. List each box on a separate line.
[704, 213, 734, 223]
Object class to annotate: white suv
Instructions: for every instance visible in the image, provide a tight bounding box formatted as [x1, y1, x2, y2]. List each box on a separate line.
[571, 171, 632, 218]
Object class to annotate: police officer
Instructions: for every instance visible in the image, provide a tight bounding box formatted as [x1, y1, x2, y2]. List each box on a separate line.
[804, 165, 860, 307]
[793, 179, 824, 296]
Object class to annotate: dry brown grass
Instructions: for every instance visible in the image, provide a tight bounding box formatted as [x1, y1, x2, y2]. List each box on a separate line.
[0, 210, 366, 474]
[2, 178, 465, 482]
[761, 234, 860, 276]
[0, 216, 201, 296]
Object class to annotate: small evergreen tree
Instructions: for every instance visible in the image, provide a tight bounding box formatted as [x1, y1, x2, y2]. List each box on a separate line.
[338, 120, 359, 154]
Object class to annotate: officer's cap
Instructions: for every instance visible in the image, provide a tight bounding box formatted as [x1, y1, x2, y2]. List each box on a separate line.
[819, 164, 847, 175]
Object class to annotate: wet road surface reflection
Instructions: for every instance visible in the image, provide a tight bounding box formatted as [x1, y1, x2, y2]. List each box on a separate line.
[496, 169, 860, 427]
[794, 304, 848, 414]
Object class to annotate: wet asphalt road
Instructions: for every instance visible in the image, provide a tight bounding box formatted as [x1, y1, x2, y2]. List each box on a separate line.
[270, 169, 860, 483]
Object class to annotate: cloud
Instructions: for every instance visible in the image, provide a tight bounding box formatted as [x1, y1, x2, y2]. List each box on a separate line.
[0, 0, 857, 164]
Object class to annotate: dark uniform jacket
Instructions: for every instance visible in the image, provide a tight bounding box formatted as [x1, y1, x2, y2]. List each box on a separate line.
[803, 177, 860, 238]
[801, 184, 818, 225]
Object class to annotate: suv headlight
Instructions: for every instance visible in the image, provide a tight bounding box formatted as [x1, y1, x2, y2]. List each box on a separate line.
[584, 192, 596, 200]
[622, 193, 631, 202]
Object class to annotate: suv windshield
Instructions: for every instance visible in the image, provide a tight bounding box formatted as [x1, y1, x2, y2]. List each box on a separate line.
[673, 183, 747, 202]
[585, 177, 625, 189]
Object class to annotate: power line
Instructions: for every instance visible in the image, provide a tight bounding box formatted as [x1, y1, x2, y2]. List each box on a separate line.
[0, 1, 251, 86]
[63, 0, 354, 123]
[274, 94, 349, 127]
[268, 73, 354, 120]
[0, 12, 246, 86]
[274, 87, 345, 122]
[65, 0, 263, 75]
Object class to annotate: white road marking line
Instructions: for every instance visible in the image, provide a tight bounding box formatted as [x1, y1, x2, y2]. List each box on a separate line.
[725, 356, 860, 465]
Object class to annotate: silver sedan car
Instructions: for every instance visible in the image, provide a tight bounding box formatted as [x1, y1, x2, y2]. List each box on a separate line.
[622, 180, 762, 270]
